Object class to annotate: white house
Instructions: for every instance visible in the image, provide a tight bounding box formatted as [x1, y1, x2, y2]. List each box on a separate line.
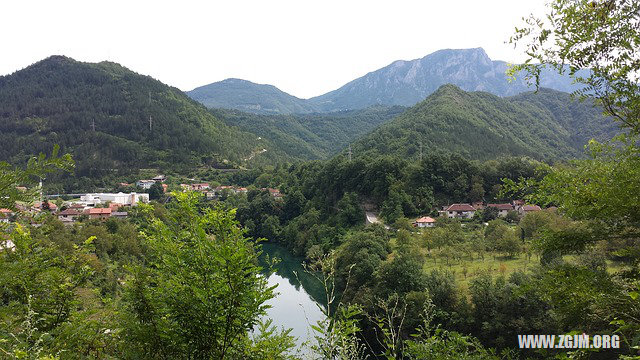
[442, 204, 476, 219]
[414, 216, 436, 228]
[518, 204, 542, 216]
[136, 180, 156, 190]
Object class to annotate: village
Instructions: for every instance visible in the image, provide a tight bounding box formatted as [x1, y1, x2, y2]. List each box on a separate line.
[413, 201, 544, 228]
[0, 174, 284, 229]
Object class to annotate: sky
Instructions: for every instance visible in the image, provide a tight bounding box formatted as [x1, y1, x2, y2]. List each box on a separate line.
[1, 0, 546, 99]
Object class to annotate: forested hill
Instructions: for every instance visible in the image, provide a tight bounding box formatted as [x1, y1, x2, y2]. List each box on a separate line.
[211, 105, 405, 159]
[350, 84, 619, 161]
[188, 78, 318, 115]
[0, 56, 283, 179]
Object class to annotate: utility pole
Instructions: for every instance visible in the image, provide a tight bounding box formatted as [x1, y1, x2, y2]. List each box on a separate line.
[149, 115, 152, 131]
[91, 119, 96, 132]
[348, 144, 352, 161]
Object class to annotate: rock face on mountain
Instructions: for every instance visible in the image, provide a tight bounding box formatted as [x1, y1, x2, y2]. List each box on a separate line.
[188, 48, 588, 114]
[187, 78, 317, 115]
[308, 48, 588, 112]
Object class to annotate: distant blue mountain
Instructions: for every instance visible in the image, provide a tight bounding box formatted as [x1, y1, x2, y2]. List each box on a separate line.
[188, 48, 588, 114]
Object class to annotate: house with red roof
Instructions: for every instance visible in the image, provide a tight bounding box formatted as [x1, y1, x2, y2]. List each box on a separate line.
[414, 216, 436, 228]
[58, 208, 82, 223]
[33, 201, 57, 212]
[487, 203, 514, 217]
[84, 207, 112, 220]
[0, 209, 13, 223]
[519, 204, 542, 216]
[442, 204, 476, 219]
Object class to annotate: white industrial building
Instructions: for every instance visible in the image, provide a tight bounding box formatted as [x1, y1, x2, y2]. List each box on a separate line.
[79, 192, 149, 206]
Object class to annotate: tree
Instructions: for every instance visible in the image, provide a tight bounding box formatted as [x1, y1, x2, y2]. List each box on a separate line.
[468, 175, 485, 202]
[0, 145, 73, 210]
[147, 181, 164, 201]
[509, 0, 640, 132]
[122, 192, 292, 359]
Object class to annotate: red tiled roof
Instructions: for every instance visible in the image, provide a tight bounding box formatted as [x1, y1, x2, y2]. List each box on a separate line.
[0, 208, 12, 214]
[34, 202, 58, 210]
[85, 208, 112, 215]
[445, 204, 475, 212]
[415, 216, 436, 223]
[487, 203, 513, 211]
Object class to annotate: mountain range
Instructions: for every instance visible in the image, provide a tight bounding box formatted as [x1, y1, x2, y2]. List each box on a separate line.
[0, 54, 620, 192]
[187, 48, 589, 114]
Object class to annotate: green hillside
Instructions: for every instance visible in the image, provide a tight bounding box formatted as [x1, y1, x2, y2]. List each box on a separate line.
[350, 85, 619, 161]
[0, 56, 284, 182]
[212, 105, 405, 159]
[187, 78, 318, 114]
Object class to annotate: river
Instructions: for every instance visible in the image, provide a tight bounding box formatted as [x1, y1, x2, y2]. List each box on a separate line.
[258, 243, 326, 351]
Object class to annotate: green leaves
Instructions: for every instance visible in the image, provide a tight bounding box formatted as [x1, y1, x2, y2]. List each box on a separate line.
[123, 191, 289, 359]
[510, 0, 640, 133]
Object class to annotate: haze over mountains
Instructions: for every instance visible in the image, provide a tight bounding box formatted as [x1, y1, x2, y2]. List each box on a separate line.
[187, 48, 588, 114]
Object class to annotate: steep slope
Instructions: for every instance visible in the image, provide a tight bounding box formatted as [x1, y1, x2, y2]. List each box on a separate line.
[350, 85, 619, 161]
[187, 78, 317, 114]
[0, 56, 278, 179]
[309, 48, 588, 112]
[212, 105, 405, 159]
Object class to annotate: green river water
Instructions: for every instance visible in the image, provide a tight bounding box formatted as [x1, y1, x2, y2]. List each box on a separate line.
[258, 243, 326, 349]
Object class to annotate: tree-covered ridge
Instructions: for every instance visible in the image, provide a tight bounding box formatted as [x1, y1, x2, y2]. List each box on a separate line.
[351, 84, 619, 161]
[211, 105, 405, 160]
[0, 56, 277, 178]
[187, 78, 318, 115]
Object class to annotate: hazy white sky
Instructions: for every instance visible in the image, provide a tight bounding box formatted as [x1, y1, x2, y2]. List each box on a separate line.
[1, 0, 546, 99]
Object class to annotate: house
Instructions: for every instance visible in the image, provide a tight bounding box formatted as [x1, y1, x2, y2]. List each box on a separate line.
[0, 209, 13, 223]
[487, 203, 514, 217]
[414, 216, 436, 228]
[85, 207, 112, 220]
[108, 202, 124, 211]
[442, 204, 476, 219]
[191, 183, 210, 191]
[136, 180, 156, 190]
[162, 184, 168, 193]
[236, 187, 248, 194]
[58, 208, 82, 223]
[267, 188, 282, 198]
[519, 204, 542, 216]
[33, 201, 58, 211]
[152, 175, 166, 182]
